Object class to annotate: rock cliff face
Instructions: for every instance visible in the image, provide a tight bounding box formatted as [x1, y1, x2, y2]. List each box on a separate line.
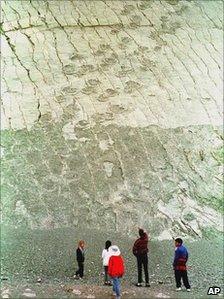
[1, 0, 223, 239]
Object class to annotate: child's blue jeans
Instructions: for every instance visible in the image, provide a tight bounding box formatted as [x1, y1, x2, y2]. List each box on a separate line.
[112, 277, 120, 297]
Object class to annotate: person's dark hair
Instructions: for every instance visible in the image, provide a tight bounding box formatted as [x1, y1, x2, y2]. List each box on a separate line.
[139, 229, 144, 237]
[105, 240, 112, 250]
[175, 238, 183, 244]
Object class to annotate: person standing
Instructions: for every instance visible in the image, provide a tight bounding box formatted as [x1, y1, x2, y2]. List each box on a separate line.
[102, 240, 112, 285]
[132, 228, 150, 287]
[74, 240, 85, 279]
[108, 245, 125, 299]
[173, 238, 191, 292]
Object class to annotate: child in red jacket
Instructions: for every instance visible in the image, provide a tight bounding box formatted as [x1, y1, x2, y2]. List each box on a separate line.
[108, 245, 124, 299]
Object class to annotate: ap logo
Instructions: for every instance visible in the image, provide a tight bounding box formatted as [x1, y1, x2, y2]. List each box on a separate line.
[207, 286, 221, 295]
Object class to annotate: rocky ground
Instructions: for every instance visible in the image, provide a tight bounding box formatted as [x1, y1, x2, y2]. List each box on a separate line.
[1, 270, 223, 299]
[1, 227, 223, 298]
[1, 280, 215, 299]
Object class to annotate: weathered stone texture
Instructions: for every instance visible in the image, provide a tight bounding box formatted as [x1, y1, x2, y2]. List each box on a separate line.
[1, 0, 223, 238]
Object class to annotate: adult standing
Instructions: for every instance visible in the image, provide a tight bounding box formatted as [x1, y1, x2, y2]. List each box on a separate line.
[132, 228, 150, 287]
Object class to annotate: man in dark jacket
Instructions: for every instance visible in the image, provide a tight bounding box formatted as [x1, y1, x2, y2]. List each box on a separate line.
[132, 228, 150, 287]
[74, 240, 85, 279]
[173, 238, 191, 291]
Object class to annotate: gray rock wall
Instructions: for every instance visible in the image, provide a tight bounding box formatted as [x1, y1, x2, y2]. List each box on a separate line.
[1, 0, 223, 239]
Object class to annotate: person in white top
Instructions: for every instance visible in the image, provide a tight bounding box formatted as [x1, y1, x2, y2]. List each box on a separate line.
[102, 240, 112, 285]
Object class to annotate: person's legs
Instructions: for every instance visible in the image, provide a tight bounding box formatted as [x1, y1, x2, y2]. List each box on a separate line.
[75, 262, 81, 276]
[104, 266, 107, 283]
[112, 277, 120, 297]
[112, 278, 116, 293]
[137, 256, 143, 283]
[79, 262, 84, 278]
[182, 271, 191, 289]
[174, 270, 182, 288]
[104, 266, 108, 283]
[142, 254, 149, 284]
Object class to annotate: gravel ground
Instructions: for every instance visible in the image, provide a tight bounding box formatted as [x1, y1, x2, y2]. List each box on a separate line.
[1, 227, 223, 298]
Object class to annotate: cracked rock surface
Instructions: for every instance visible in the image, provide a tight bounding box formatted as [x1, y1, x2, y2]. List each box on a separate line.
[1, 0, 223, 239]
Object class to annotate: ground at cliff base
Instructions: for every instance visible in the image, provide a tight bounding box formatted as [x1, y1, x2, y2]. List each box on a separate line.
[2, 279, 223, 299]
[1, 227, 223, 298]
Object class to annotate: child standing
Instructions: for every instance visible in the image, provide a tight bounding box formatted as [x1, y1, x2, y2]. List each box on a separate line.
[74, 240, 85, 279]
[108, 245, 125, 299]
[102, 240, 112, 285]
[173, 238, 191, 292]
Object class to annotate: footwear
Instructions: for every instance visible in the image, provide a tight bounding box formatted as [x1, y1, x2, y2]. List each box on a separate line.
[135, 283, 142, 287]
[73, 275, 80, 279]
[176, 287, 181, 291]
[187, 289, 191, 292]
[145, 283, 150, 287]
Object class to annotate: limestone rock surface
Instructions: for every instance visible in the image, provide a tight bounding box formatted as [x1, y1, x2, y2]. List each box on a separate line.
[1, 0, 223, 238]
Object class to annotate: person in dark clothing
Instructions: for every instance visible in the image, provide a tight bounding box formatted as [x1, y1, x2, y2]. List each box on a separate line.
[132, 228, 150, 287]
[74, 240, 85, 279]
[173, 238, 191, 292]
